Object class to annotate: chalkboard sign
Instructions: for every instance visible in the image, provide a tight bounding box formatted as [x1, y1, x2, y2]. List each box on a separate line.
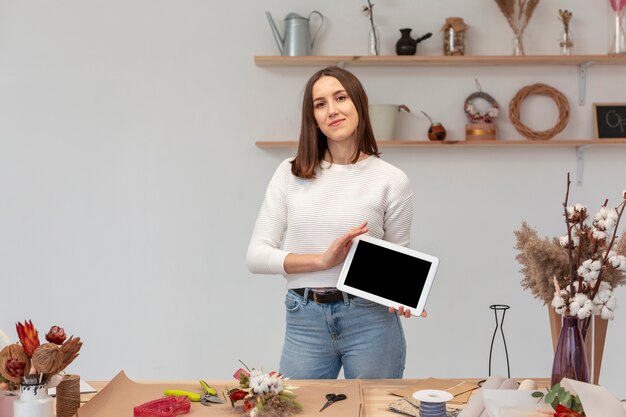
[594, 103, 626, 139]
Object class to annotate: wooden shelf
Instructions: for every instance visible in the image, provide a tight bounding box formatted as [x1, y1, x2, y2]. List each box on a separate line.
[254, 55, 626, 67]
[256, 139, 626, 148]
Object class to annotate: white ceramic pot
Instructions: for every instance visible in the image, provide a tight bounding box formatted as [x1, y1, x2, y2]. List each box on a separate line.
[368, 104, 410, 140]
[13, 383, 52, 417]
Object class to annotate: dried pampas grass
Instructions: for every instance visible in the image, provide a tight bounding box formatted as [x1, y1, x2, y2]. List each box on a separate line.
[494, 0, 541, 54]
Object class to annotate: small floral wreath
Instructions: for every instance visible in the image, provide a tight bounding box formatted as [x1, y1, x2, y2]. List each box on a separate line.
[464, 91, 500, 124]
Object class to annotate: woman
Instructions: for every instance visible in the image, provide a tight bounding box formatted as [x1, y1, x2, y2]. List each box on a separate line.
[246, 66, 423, 379]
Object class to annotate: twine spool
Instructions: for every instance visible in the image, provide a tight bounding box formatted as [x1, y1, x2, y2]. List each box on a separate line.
[412, 389, 453, 417]
[56, 374, 80, 417]
[508, 83, 569, 140]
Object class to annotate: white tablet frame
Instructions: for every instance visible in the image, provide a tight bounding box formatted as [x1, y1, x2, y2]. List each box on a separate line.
[336, 235, 439, 317]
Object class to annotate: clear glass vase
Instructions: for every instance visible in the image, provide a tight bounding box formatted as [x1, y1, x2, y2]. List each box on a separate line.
[512, 33, 526, 56]
[551, 316, 590, 386]
[609, 8, 626, 54]
[560, 29, 574, 55]
[369, 26, 380, 56]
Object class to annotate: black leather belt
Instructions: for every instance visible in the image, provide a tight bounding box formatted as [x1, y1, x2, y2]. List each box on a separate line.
[293, 288, 354, 304]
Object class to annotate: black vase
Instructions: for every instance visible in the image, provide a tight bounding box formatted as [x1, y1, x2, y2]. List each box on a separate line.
[396, 28, 416, 55]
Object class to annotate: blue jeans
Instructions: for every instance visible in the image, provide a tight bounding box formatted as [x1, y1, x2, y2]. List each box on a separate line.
[279, 288, 406, 379]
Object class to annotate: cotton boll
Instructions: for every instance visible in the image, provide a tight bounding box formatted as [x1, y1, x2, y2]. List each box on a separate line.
[594, 288, 612, 303]
[574, 203, 587, 212]
[574, 293, 589, 305]
[606, 295, 617, 310]
[552, 295, 565, 308]
[587, 269, 600, 282]
[577, 306, 592, 319]
[569, 301, 581, 316]
[601, 305, 615, 320]
[592, 229, 608, 241]
[560, 236, 570, 247]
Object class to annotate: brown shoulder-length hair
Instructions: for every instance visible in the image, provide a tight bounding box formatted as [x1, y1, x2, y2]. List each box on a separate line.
[291, 66, 380, 179]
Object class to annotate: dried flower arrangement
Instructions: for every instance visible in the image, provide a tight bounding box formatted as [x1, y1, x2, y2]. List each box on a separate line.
[0, 320, 82, 386]
[361, 1, 379, 55]
[493, 0, 541, 55]
[226, 362, 302, 417]
[514, 174, 626, 329]
[558, 9, 574, 53]
[558, 9, 572, 35]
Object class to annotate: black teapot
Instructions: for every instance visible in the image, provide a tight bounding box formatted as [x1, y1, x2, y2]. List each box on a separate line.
[395, 28, 432, 55]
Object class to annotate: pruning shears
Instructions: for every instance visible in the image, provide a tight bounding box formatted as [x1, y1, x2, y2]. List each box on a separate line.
[164, 380, 225, 405]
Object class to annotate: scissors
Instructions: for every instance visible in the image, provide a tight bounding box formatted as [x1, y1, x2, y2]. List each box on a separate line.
[163, 380, 225, 406]
[319, 393, 347, 412]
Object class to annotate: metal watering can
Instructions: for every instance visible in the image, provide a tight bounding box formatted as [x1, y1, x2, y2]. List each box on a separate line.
[266, 11, 325, 56]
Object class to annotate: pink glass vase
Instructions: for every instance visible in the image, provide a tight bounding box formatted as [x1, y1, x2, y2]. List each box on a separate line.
[551, 315, 590, 386]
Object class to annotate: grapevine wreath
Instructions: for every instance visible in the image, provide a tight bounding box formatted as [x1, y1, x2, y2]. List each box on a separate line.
[509, 83, 569, 140]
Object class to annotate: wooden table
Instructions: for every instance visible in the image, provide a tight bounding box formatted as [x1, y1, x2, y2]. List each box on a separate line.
[81, 377, 552, 417]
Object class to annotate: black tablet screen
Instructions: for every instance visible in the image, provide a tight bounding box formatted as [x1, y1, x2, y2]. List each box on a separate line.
[343, 240, 432, 307]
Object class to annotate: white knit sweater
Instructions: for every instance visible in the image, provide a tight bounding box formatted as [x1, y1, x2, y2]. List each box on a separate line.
[246, 156, 414, 289]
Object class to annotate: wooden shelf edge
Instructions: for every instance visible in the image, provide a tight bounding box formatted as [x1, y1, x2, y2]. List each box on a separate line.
[256, 139, 626, 148]
[254, 55, 626, 67]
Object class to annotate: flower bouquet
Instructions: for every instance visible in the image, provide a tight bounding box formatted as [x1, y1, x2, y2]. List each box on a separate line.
[226, 362, 302, 417]
[0, 320, 82, 386]
[515, 174, 626, 384]
[514, 175, 626, 325]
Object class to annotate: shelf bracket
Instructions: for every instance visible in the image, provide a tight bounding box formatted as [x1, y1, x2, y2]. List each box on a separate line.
[576, 145, 591, 186]
[578, 61, 594, 106]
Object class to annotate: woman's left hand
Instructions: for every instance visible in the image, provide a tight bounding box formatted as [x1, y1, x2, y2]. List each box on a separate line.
[388, 306, 427, 319]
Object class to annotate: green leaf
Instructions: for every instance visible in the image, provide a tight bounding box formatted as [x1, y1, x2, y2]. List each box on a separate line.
[531, 391, 544, 398]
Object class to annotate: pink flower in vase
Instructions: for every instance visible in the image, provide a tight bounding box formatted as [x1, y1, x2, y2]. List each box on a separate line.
[609, 0, 626, 13]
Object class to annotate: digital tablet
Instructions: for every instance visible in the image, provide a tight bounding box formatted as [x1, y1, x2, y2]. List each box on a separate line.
[336, 235, 439, 316]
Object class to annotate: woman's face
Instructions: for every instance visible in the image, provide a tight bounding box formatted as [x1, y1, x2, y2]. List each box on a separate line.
[312, 76, 359, 144]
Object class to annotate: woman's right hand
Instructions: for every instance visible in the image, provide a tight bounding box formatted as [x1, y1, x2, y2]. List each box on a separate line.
[318, 221, 368, 270]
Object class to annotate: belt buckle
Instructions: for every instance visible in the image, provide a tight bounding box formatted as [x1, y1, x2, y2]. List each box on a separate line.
[312, 291, 324, 304]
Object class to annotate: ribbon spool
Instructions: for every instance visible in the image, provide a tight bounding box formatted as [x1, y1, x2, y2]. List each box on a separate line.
[412, 389, 453, 417]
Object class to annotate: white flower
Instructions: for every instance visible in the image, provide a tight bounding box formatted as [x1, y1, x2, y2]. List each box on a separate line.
[487, 108, 500, 118]
[577, 259, 601, 282]
[249, 370, 284, 396]
[577, 305, 593, 319]
[552, 294, 566, 314]
[559, 235, 579, 248]
[601, 304, 615, 320]
[569, 300, 581, 316]
[566, 204, 587, 221]
[574, 293, 589, 305]
[591, 229, 608, 242]
[594, 207, 618, 231]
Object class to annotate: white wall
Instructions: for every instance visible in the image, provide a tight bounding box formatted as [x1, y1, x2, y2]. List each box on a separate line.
[1, 0, 625, 397]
